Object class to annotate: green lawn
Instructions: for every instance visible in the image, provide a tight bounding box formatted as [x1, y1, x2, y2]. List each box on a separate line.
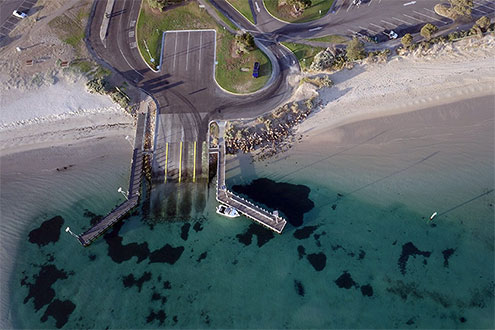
[226, 0, 255, 24]
[281, 42, 324, 71]
[307, 34, 349, 44]
[263, 0, 334, 23]
[136, 1, 270, 93]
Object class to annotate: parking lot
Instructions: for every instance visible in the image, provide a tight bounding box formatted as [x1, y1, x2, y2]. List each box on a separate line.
[0, 0, 38, 41]
[331, 0, 494, 41]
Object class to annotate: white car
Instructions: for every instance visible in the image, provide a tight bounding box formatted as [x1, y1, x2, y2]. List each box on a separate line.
[12, 10, 28, 19]
[387, 30, 398, 39]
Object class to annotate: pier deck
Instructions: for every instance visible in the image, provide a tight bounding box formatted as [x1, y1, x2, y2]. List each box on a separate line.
[211, 137, 287, 234]
[78, 112, 147, 246]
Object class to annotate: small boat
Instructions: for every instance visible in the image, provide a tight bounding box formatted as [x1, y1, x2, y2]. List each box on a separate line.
[216, 205, 240, 218]
[429, 212, 438, 221]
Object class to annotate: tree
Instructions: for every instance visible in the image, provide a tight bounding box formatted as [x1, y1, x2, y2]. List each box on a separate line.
[420, 23, 438, 40]
[310, 49, 335, 71]
[401, 33, 413, 48]
[286, 0, 312, 12]
[475, 16, 491, 31]
[148, 0, 167, 11]
[346, 37, 366, 61]
[448, 0, 474, 17]
[148, 0, 185, 11]
[235, 33, 256, 55]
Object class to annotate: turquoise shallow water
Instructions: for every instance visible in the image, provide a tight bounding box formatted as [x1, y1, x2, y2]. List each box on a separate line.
[4, 99, 495, 328]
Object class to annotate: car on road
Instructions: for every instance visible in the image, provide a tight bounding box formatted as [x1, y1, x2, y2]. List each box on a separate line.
[252, 62, 260, 78]
[12, 10, 28, 19]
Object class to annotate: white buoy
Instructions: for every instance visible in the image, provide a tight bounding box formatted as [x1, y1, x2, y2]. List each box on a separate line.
[65, 227, 79, 239]
[429, 212, 438, 221]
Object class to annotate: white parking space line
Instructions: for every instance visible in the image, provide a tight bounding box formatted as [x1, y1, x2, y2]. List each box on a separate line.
[391, 17, 411, 25]
[413, 10, 447, 24]
[185, 31, 190, 71]
[359, 25, 376, 33]
[381, 20, 397, 28]
[368, 0, 373, 6]
[403, 14, 423, 22]
[424, 8, 437, 14]
[346, 3, 353, 12]
[348, 28, 358, 35]
[335, 0, 343, 15]
[369, 22, 384, 30]
[198, 31, 202, 71]
[473, 1, 494, 10]
[173, 32, 178, 70]
[473, 7, 490, 14]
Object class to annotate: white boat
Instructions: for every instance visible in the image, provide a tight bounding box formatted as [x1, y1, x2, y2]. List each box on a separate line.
[429, 212, 438, 221]
[216, 205, 240, 218]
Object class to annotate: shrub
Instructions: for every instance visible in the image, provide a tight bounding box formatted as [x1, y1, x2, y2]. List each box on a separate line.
[475, 16, 491, 31]
[310, 49, 335, 71]
[448, 0, 474, 18]
[345, 37, 366, 61]
[86, 78, 107, 94]
[420, 23, 438, 40]
[235, 32, 256, 55]
[401, 33, 413, 48]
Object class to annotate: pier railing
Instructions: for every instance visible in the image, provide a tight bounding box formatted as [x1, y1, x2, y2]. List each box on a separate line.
[77, 112, 147, 246]
[211, 140, 287, 234]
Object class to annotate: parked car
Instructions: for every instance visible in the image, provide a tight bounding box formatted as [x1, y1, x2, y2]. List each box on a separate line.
[12, 10, 28, 19]
[385, 30, 398, 39]
[252, 62, 260, 78]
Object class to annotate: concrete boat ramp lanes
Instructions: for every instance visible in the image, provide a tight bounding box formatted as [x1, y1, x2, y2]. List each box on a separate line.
[77, 112, 147, 247]
[152, 30, 216, 183]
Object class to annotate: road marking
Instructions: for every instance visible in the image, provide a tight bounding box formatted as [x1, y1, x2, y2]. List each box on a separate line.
[116, 0, 143, 78]
[164, 142, 168, 183]
[130, 41, 137, 49]
[368, 0, 373, 6]
[346, 2, 353, 12]
[173, 32, 178, 70]
[473, 7, 490, 14]
[403, 13, 423, 22]
[473, 1, 493, 10]
[193, 141, 197, 182]
[255, 1, 260, 12]
[413, 10, 447, 24]
[359, 25, 375, 33]
[178, 141, 183, 183]
[335, 1, 343, 14]
[369, 22, 384, 30]
[129, 30, 134, 37]
[381, 20, 397, 28]
[403, 1, 416, 6]
[308, 26, 322, 31]
[185, 31, 190, 71]
[130, 20, 135, 27]
[198, 31, 202, 71]
[424, 8, 437, 14]
[391, 16, 411, 25]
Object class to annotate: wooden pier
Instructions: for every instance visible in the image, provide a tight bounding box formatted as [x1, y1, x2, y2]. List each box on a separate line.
[211, 135, 287, 234]
[77, 112, 147, 246]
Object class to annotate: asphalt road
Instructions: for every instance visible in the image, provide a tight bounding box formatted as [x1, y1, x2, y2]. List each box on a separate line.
[0, 0, 38, 40]
[250, 0, 494, 42]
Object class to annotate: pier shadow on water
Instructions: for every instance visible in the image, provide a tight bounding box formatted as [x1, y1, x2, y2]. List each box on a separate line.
[143, 180, 209, 226]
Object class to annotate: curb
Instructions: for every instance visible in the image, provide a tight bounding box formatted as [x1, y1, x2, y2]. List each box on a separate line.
[261, 0, 332, 25]
[135, 3, 159, 73]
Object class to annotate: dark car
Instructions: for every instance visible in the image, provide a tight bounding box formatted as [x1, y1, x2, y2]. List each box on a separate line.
[252, 62, 260, 78]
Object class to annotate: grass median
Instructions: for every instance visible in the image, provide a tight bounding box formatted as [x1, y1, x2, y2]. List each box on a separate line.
[263, 0, 333, 23]
[136, 1, 270, 93]
[225, 0, 255, 24]
[281, 42, 323, 71]
[308, 34, 349, 44]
